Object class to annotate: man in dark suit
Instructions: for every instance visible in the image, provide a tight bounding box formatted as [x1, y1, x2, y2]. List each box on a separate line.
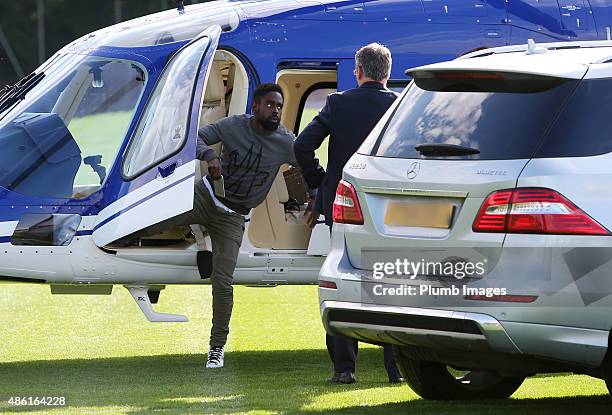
[294, 43, 402, 385]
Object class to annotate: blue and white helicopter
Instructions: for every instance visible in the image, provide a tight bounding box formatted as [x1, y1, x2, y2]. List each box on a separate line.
[0, 0, 609, 322]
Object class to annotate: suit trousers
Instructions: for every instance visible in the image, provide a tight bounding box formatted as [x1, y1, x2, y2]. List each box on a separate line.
[325, 334, 400, 379]
[325, 225, 400, 379]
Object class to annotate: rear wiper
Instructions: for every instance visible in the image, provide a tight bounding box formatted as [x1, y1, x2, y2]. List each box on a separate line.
[415, 143, 480, 157]
[0, 71, 46, 114]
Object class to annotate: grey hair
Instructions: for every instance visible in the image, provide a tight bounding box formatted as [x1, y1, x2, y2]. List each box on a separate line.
[355, 43, 392, 82]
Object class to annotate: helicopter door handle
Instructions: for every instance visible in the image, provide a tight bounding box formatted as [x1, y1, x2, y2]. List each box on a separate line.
[158, 162, 177, 178]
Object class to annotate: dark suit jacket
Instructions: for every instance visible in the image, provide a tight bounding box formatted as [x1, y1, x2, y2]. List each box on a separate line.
[294, 81, 399, 225]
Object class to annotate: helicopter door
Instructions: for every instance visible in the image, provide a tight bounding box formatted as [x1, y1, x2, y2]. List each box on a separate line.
[92, 26, 222, 247]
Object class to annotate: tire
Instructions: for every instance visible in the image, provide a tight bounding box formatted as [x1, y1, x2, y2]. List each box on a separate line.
[394, 346, 525, 400]
[603, 357, 612, 397]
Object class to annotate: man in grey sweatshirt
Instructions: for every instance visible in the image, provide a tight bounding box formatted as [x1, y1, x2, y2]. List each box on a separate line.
[197, 86, 300, 215]
[156, 83, 306, 369]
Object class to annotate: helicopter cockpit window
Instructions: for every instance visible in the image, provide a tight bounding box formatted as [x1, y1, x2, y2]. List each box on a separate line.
[0, 54, 146, 200]
[122, 36, 211, 179]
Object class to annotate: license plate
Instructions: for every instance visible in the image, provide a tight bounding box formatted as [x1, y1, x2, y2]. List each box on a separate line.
[384, 201, 453, 228]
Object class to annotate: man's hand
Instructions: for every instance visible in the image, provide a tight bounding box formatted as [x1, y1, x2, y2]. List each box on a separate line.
[304, 197, 319, 229]
[208, 158, 222, 179]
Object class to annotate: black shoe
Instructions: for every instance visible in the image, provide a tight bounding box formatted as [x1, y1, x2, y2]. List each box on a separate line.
[328, 371, 356, 384]
[388, 375, 405, 384]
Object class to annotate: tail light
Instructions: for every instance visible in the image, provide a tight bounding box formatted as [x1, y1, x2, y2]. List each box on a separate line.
[333, 180, 364, 225]
[434, 71, 505, 81]
[473, 188, 609, 235]
[319, 280, 337, 290]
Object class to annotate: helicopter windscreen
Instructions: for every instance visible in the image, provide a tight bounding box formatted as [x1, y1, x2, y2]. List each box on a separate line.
[0, 54, 147, 200]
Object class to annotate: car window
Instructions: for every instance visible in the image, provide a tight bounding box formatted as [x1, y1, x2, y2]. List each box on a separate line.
[536, 78, 612, 158]
[372, 72, 578, 160]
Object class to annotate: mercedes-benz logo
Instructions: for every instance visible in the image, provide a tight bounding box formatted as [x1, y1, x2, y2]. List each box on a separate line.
[407, 161, 421, 180]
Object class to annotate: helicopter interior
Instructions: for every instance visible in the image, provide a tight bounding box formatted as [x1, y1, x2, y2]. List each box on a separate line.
[0, 56, 147, 201]
[0, 47, 335, 252]
[128, 52, 337, 252]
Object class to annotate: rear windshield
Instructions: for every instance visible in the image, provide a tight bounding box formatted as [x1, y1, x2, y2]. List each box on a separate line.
[369, 72, 578, 160]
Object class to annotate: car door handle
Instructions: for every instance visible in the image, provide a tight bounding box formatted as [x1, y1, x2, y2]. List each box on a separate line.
[158, 162, 177, 178]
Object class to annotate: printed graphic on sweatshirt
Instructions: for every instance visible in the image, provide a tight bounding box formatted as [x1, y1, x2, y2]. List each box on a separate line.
[225, 143, 270, 197]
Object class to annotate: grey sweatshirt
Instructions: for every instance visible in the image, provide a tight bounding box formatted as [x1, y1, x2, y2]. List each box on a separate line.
[197, 114, 299, 210]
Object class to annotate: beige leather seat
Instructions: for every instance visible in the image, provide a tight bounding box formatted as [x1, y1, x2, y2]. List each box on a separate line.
[200, 62, 226, 126]
[249, 164, 311, 249]
[197, 62, 226, 181]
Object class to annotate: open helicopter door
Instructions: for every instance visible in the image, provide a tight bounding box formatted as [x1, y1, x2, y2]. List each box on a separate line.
[92, 26, 221, 247]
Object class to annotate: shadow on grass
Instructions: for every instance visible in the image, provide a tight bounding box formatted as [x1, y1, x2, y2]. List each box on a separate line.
[0, 349, 609, 414]
[303, 396, 612, 415]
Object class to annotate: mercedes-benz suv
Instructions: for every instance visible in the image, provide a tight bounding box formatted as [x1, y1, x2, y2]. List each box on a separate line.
[320, 40, 612, 400]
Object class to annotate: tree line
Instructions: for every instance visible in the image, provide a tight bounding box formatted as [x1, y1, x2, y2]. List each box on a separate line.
[0, 0, 208, 86]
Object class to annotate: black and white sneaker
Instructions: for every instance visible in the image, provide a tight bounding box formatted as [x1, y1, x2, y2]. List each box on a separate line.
[206, 346, 224, 368]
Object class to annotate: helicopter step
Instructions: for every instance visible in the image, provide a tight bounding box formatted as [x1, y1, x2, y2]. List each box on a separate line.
[125, 285, 188, 322]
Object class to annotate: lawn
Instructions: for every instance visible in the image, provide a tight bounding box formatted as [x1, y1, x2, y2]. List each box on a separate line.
[300, 108, 329, 169]
[67, 111, 133, 187]
[0, 284, 610, 414]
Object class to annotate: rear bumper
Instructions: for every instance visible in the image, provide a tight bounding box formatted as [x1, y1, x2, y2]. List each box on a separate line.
[322, 300, 520, 354]
[321, 300, 609, 371]
[319, 229, 611, 371]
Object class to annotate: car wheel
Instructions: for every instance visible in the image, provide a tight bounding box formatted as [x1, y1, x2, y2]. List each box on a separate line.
[603, 357, 612, 397]
[395, 346, 525, 400]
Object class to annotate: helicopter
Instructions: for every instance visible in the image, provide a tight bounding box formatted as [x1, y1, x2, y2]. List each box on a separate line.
[0, 0, 607, 322]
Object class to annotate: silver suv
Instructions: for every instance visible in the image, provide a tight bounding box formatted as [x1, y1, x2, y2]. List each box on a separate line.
[319, 40, 612, 399]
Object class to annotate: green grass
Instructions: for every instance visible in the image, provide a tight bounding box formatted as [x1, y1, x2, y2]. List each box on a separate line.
[67, 111, 133, 187]
[0, 284, 609, 414]
[299, 108, 329, 169]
